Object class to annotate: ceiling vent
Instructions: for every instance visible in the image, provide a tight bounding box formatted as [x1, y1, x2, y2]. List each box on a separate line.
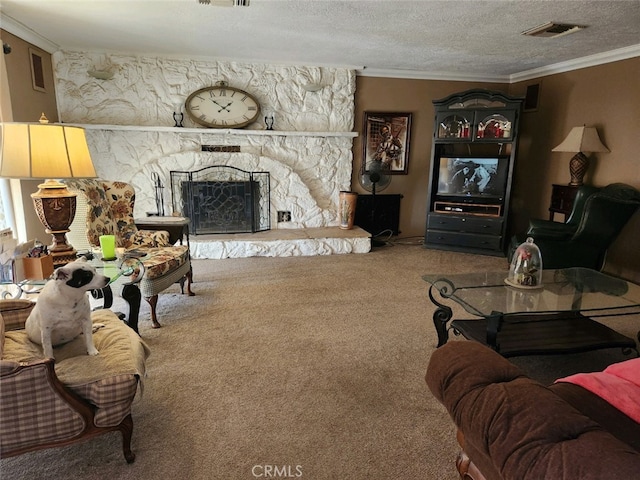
[198, 0, 250, 6]
[521, 22, 586, 38]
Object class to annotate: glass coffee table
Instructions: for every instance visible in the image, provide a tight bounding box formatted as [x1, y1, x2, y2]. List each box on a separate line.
[87, 254, 145, 334]
[423, 268, 640, 357]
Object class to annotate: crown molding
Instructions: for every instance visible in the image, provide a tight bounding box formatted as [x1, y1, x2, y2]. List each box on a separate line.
[356, 67, 509, 84]
[1, 14, 59, 53]
[509, 44, 640, 83]
[358, 44, 640, 83]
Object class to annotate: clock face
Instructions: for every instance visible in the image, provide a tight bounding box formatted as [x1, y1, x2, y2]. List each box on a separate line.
[185, 86, 260, 129]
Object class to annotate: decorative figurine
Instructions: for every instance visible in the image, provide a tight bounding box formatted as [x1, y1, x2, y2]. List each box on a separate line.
[264, 115, 274, 130]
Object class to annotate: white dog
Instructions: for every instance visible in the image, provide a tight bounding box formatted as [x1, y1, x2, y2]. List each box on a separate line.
[25, 257, 110, 358]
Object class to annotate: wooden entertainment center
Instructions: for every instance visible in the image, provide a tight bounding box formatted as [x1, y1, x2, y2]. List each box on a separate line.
[424, 89, 523, 256]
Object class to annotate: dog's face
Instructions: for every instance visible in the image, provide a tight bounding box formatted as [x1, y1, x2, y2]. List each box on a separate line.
[54, 257, 110, 291]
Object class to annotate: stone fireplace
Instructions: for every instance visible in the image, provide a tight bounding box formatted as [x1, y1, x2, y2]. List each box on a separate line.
[52, 50, 368, 257]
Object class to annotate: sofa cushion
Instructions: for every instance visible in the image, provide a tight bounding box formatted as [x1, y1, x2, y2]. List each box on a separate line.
[137, 244, 189, 280]
[426, 341, 640, 479]
[550, 382, 640, 452]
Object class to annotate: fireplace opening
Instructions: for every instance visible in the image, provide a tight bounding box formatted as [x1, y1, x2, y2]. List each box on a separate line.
[171, 166, 270, 234]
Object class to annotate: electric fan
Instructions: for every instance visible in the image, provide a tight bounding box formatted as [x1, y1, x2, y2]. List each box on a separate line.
[358, 161, 392, 246]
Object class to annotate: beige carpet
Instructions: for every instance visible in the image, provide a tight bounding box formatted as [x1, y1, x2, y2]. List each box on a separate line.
[2, 244, 636, 480]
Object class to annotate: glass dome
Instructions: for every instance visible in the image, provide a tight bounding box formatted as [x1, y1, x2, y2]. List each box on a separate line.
[507, 237, 543, 288]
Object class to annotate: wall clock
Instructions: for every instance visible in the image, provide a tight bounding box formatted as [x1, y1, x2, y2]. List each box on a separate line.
[185, 82, 260, 129]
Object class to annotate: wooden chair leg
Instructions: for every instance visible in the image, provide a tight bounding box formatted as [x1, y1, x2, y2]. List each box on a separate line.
[180, 269, 195, 297]
[119, 414, 136, 463]
[145, 294, 161, 328]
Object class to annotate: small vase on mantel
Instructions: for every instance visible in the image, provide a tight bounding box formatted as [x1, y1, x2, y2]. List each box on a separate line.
[339, 191, 358, 230]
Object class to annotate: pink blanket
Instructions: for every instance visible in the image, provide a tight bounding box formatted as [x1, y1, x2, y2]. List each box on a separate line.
[556, 357, 640, 423]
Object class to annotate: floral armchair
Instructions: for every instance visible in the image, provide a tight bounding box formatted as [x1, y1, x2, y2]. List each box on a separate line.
[66, 180, 194, 329]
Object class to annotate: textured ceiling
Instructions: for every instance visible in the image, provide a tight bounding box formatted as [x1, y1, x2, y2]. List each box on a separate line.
[1, 0, 639, 81]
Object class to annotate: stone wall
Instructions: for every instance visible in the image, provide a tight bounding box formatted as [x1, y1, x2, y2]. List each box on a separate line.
[52, 51, 357, 228]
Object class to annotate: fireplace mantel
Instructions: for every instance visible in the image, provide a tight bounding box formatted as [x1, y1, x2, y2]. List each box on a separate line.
[69, 124, 358, 138]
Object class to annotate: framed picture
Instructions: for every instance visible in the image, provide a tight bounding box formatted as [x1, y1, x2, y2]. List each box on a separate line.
[362, 112, 412, 175]
[523, 82, 540, 112]
[29, 48, 46, 92]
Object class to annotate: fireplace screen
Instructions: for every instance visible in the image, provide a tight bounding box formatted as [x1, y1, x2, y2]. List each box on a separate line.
[171, 166, 270, 234]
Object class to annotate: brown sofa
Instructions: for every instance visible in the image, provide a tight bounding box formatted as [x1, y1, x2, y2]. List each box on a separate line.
[426, 341, 640, 480]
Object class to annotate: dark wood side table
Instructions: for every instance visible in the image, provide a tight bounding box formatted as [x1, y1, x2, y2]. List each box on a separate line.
[549, 184, 579, 221]
[134, 216, 190, 248]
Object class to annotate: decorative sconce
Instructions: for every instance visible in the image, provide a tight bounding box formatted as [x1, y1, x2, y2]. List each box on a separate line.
[302, 83, 324, 92]
[87, 55, 116, 80]
[173, 103, 184, 127]
[264, 114, 274, 130]
[552, 125, 609, 186]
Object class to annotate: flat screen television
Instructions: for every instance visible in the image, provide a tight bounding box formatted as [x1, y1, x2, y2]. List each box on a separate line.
[437, 157, 509, 201]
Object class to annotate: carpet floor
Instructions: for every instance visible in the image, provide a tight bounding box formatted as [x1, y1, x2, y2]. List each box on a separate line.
[2, 243, 637, 479]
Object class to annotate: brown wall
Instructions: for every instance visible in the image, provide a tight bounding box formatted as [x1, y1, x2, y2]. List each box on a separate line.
[353, 78, 509, 240]
[1, 30, 58, 123]
[509, 58, 640, 234]
[355, 59, 639, 240]
[355, 59, 640, 279]
[1, 29, 58, 243]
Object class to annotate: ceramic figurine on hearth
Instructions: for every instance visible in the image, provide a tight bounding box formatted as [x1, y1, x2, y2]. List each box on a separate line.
[507, 237, 543, 288]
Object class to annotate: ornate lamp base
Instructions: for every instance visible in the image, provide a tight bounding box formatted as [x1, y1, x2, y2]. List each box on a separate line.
[31, 179, 78, 267]
[569, 151, 588, 186]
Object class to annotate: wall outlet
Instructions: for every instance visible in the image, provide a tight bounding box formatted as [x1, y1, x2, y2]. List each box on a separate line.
[277, 211, 292, 222]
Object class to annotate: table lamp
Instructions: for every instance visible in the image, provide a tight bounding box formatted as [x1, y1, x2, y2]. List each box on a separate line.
[552, 125, 609, 186]
[0, 117, 97, 267]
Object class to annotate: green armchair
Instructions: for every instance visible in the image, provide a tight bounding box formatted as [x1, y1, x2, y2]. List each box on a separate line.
[526, 185, 601, 240]
[510, 183, 640, 270]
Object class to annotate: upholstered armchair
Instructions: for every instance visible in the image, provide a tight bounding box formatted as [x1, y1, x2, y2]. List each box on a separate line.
[509, 183, 640, 270]
[0, 299, 149, 463]
[525, 184, 601, 240]
[66, 180, 194, 328]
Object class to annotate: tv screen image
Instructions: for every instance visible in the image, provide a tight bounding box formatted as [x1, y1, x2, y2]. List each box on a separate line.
[437, 157, 507, 198]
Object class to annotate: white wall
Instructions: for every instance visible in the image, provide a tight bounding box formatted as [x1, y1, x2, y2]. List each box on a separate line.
[53, 51, 358, 227]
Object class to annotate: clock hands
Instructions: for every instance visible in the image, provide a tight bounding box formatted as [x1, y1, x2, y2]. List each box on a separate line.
[212, 100, 233, 112]
[218, 102, 233, 113]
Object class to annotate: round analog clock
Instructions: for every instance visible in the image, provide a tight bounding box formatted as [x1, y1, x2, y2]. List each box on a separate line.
[185, 84, 261, 129]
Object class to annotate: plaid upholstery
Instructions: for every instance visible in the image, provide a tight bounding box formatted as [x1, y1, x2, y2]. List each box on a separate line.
[0, 360, 86, 453]
[71, 374, 139, 427]
[1, 311, 148, 457]
[0, 299, 35, 331]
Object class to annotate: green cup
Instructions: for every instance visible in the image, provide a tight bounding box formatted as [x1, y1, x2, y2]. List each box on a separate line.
[99, 235, 116, 261]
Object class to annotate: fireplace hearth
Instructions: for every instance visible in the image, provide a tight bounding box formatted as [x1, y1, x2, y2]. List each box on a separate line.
[171, 166, 270, 234]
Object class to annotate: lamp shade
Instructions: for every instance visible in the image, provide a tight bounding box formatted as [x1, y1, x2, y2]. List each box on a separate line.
[0, 123, 96, 179]
[552, 126, 609, 153]
[0, 122, 97, 267]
